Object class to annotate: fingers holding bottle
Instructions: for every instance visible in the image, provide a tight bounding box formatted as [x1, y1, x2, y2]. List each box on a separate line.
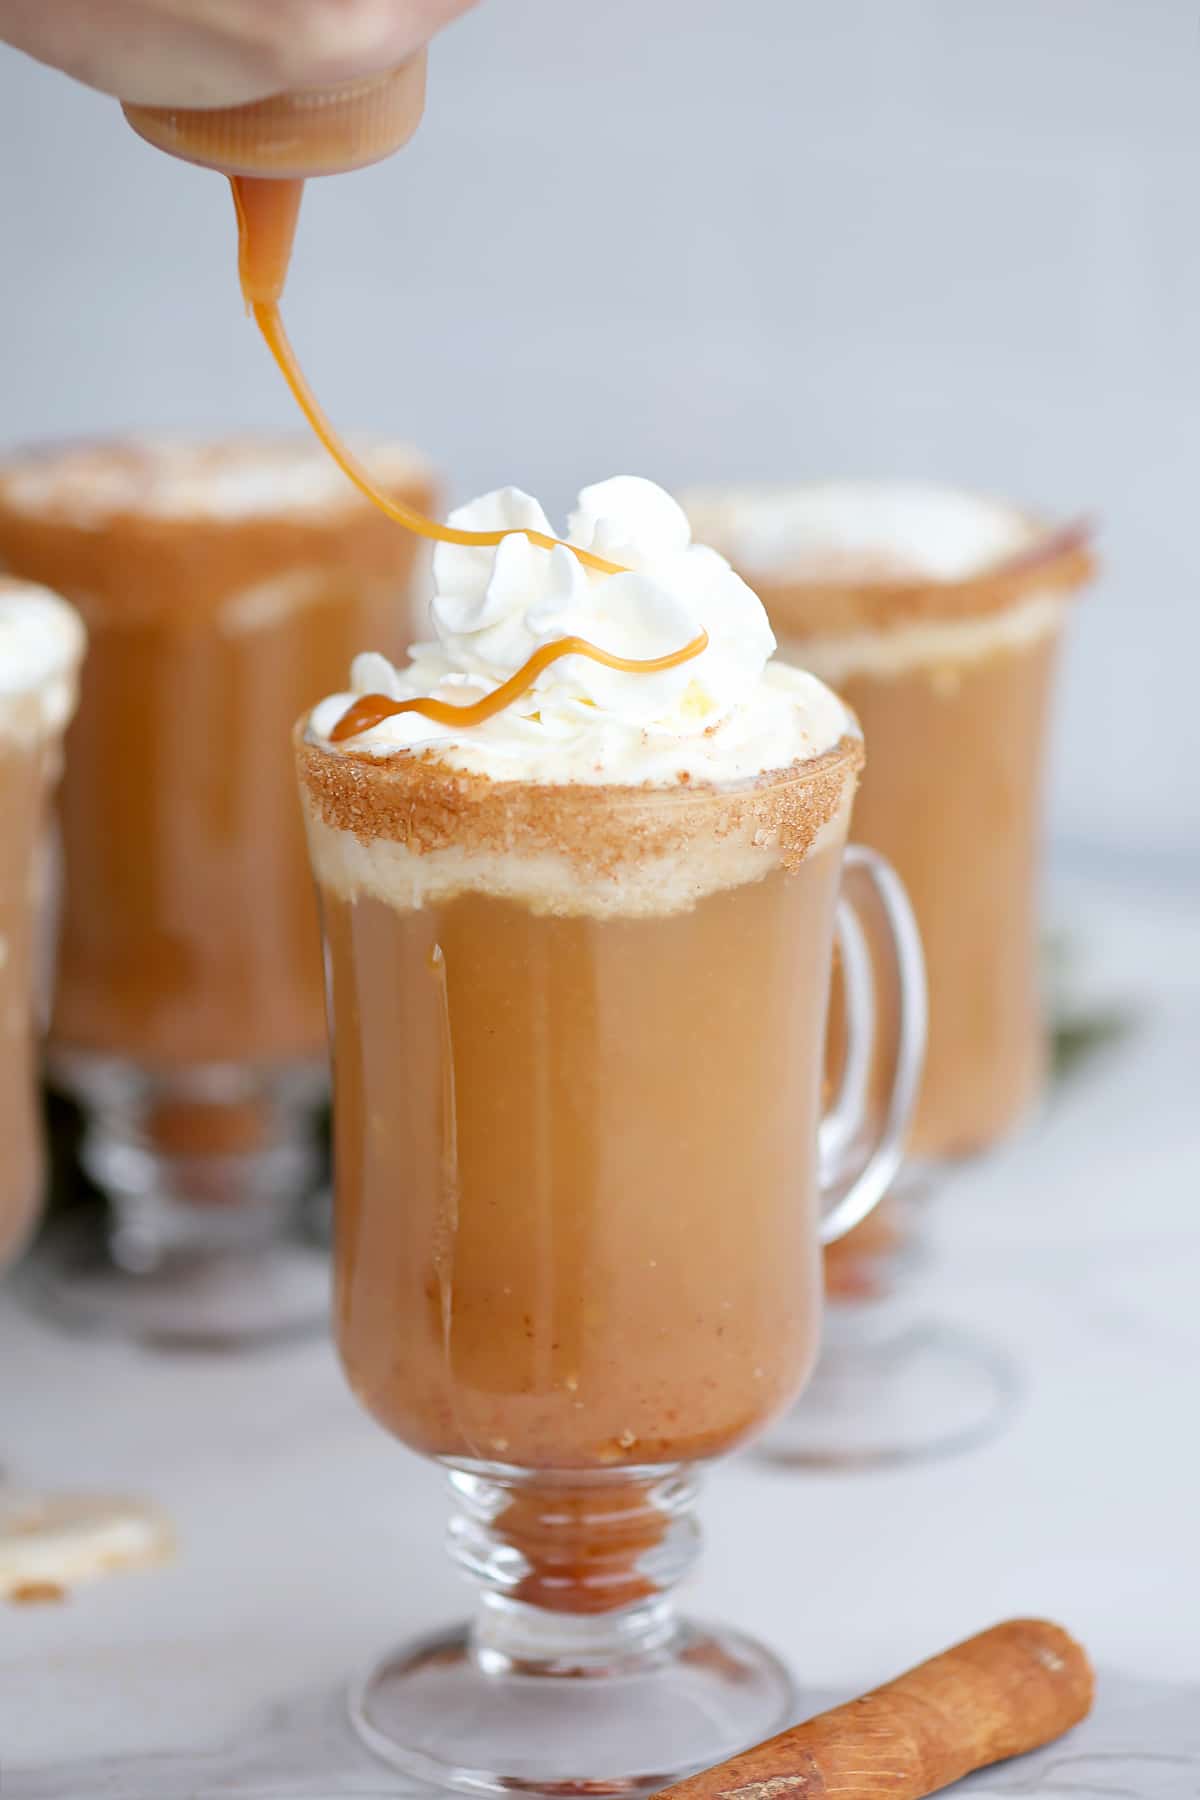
[0, 0, 478, 107]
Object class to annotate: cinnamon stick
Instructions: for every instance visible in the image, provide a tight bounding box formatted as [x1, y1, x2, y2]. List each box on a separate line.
[656, 1619, 1093, 1800]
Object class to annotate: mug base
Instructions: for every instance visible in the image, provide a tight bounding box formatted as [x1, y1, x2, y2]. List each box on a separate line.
[23, 1205, 329, 1353]
[757, 1316, 1021, 1472]
[350, 1615, 795, 1799]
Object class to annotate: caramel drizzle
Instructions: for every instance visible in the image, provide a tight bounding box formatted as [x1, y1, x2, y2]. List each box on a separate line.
[330, 629, 709, 742]
[227, 174, 706, 738]
[231, 177, 623, 578]
[253, 297, 623, 577]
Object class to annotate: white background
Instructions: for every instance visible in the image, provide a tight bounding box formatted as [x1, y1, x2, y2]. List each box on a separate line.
[0, 0, 1198, 866]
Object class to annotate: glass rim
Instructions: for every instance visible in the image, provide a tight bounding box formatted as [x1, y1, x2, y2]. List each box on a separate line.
[684, 479, 1096, 631]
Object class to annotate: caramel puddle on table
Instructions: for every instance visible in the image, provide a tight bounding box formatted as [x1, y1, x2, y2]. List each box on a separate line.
[9, 1580, 67, 1606]
[0, 1492, 174, 1603]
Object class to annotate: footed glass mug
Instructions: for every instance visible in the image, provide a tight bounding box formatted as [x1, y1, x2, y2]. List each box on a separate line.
[297, 721, 924, 1798]
[0, 438, 434, 1349]
[684, 481, 1092, 1467]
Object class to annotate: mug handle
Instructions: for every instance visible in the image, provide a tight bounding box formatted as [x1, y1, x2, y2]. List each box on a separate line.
[818, 845, 927, 1247]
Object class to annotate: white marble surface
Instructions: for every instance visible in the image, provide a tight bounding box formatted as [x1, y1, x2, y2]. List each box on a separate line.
[0, 869, 1197, 1798]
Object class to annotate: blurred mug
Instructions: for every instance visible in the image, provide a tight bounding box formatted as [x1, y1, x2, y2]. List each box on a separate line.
[684, 482, 1092, 1463]
[0, 439, 435, 1345]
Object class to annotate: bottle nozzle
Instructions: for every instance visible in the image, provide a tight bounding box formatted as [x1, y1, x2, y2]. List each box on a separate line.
[230, 177, 304, 309]
[123, 55, 427, 308]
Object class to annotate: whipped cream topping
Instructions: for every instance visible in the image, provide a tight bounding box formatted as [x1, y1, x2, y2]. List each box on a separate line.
[308, 477, 854, 785]
[683, 481, 1039, 583]
[0, 582, 86, 740]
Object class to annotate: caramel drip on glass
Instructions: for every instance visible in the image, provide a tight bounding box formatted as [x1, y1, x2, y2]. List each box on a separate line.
[230, 177, 622, 577]
[330, 629, 710, 743]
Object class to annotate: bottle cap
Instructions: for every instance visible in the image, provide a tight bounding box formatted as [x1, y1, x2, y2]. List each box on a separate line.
[123, 55, 426, 178]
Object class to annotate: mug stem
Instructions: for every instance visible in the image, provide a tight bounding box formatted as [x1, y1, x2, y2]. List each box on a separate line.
[447, 1464, 700, 1675]
[349, 1460, 794, 1795]
[27, 1052, 329, 1349]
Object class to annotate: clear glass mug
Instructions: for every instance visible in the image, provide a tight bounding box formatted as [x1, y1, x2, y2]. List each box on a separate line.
[684, 481, 1093, 1467]
[297, 726, 925, 1797]
[0, 439, 435, 1350]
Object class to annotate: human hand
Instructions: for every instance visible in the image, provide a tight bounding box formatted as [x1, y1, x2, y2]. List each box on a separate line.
[0, 0, 478, 106]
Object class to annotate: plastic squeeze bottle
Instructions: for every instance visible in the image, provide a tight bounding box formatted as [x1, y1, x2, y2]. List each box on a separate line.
[123, 57, 428, 304]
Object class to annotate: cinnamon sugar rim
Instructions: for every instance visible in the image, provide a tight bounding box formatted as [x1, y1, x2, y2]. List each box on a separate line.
[761, 529, 1094, 638]
[0, 435, 434, 527]
[687, 486, 1096, 637]
[296, 725, 863, 877]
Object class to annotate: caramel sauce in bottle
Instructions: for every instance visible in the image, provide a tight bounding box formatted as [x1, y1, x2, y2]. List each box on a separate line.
[329, 629, 710, 742]
[229, 177, 305, 308]
[124, 59, 627, 575]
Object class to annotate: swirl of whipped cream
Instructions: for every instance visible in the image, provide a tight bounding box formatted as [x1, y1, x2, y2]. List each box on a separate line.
[308, 477, 855, 785]
[0, 582, 86, 741]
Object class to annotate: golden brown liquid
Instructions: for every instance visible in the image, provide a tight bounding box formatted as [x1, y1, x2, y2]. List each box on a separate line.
[321, 858, 842, 1479]
[493, 1482, 670, 1615]
[690, 494, 1087, 1298]
[317, 850, 845, 1608]
[0, 448, 435, 1067]
[230, 177, 304, 307]
[826, 633, 1061, 1161]
[0, 733, 56, 1269]
[798, 627, 1062, 1298]
[331, 630, 709, 741]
